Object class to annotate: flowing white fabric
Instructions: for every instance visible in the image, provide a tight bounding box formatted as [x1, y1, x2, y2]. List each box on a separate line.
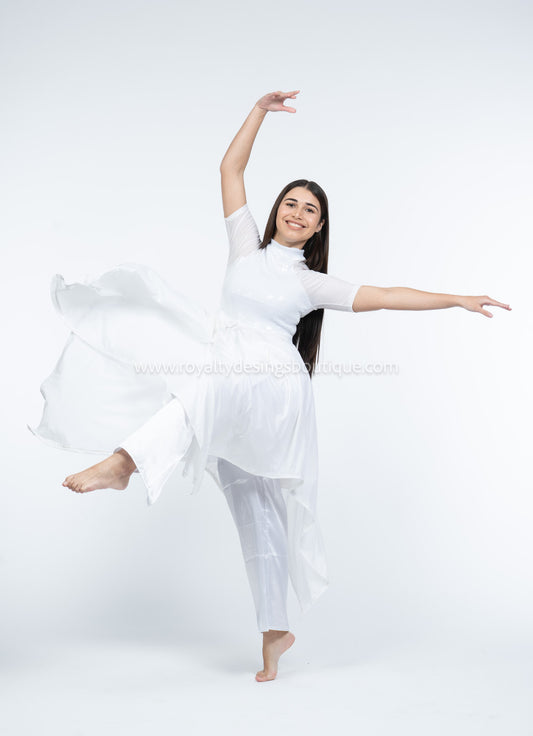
[28, 202, 361, 615]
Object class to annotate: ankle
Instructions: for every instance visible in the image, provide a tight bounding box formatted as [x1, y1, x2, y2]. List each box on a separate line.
[114, 448, 136, 474]
[263, 629, 288, 638]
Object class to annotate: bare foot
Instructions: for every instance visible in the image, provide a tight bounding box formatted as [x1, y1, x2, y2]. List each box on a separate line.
[255, 629, 295, 682]
[62, 449, 136, 494]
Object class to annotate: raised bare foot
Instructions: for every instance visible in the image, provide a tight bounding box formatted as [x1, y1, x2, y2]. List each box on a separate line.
[255, 629, 295, 682]
[62, 449, 136, 494]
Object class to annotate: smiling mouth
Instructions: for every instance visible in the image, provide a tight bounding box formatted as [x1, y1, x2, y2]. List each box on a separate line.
[286, 221, 304, 229]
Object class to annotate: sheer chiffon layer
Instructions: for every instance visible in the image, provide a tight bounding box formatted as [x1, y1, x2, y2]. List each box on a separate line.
[28, 263, 329, 614]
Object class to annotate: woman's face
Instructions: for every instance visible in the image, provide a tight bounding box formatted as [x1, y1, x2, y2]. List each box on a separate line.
[274, 187, 325, 248]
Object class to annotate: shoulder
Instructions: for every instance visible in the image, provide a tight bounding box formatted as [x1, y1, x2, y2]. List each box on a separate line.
[224, 202, 259, 233]
[224, 203, 262, 264]
[297, 266, 332, 285]
[297, 267, 360, 312]
[224, 202, 250, 223]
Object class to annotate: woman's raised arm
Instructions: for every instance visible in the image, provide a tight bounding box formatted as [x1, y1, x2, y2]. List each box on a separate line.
[220, 90, 300, 219]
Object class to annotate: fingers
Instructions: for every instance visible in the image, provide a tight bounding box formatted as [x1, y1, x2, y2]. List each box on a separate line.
[479, 296, 512, 317]
[267, 90, 300, 112]
[463, 296, 510, 315]
[483, 297, 512, 311]
[281, 90, 299, 113]
[492, 300, 512, 309]
[274, 90, 300, 99]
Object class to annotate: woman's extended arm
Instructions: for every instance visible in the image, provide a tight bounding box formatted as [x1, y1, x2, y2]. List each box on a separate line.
[219, 90, 299, 218]
[353, 285, 511, 318]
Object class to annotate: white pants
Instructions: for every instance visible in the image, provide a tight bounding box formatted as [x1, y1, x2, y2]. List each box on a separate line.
[114, 397, 290, 633]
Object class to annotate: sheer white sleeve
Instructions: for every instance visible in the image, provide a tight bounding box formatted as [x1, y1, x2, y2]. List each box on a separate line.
[299, 269, 361, 313]
[224, 203, 262, 266]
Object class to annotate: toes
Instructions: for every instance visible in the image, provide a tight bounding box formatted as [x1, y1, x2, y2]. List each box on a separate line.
[77, 481, 95, 493]
[255, 669, 276, 682]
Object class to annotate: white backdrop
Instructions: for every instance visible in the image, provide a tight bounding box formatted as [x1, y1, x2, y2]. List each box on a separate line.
[1, 0, 530, 732]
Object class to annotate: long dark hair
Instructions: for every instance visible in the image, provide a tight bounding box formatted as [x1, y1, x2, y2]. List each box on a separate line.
[259, 179, 329, 379]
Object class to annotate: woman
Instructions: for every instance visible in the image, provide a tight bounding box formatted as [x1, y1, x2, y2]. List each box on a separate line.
[29, 90, 511, 682]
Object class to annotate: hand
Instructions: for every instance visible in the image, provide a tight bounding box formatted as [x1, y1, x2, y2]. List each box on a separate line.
[256, 90, 300, 113]
[459, 295, 512, 318]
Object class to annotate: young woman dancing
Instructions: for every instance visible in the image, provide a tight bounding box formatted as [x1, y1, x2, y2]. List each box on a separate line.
[29, 89, 511, 682]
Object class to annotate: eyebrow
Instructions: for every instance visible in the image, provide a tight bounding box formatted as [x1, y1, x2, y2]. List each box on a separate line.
[284, 197, 319, 212]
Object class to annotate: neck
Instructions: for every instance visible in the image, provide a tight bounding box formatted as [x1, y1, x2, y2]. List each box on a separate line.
[272, 236, 304, 250]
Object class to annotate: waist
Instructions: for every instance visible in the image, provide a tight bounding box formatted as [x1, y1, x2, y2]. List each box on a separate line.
[212, 310, 294, 343]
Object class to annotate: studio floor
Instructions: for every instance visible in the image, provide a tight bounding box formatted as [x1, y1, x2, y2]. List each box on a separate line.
[1, 632, 530, 735]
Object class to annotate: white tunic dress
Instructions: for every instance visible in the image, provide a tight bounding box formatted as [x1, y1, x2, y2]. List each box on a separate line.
[28, 202, 361, 615]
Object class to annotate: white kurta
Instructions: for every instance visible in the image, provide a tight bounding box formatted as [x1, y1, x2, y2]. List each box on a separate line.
[28, 203, 361, 615]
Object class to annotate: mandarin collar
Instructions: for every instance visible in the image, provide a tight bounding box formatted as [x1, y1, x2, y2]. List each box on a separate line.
[269, 237, 306, 261]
